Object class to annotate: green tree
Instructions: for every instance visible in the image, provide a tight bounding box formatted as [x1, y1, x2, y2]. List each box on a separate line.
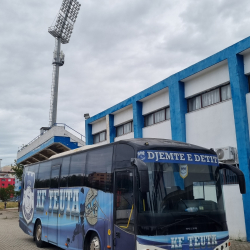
[15, 190, 21, 197]
[0, 185, 15, 201]
[11, 160, 24, 181]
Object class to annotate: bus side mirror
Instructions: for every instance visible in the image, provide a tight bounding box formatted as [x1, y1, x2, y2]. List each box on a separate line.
[219, 163, 246, 194]
[131, 158, 149, 193]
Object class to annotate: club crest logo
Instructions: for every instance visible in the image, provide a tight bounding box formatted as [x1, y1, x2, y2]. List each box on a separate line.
[137, 151, 146, 161]
[179, 164, 188, 179]
[22, 171, 35, 224]
[85, 189, 98, 225]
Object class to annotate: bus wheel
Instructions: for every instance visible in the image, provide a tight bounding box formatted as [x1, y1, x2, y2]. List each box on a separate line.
[35, 221, 45, 248]
[89, 233, 100, 250]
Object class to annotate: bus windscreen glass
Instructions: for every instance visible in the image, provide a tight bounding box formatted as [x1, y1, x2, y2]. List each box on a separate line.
[137, 150, 227, 236]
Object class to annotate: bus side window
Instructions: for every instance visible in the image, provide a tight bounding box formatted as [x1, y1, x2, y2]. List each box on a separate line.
[68, 153, 86, 187]
[28, 164, 40, 188]
[50, 165, 60, 189]
[115, 144, 134, 162]
[37, 161, 51, 188]
[60, 157, 71, 188]
[86, 146, 113, 192]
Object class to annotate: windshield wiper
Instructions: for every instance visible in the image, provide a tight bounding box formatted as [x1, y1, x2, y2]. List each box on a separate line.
[157, 214, 223, 230]
[157, 217, 194, 229]
[194, 214, 223, 229]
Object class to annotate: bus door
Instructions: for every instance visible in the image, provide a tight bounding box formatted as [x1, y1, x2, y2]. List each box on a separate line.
[114, 170, 135, 250]
[48, 164, 61, 244]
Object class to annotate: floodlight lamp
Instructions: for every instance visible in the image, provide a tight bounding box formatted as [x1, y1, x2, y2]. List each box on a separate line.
[84, 113, 90, 120]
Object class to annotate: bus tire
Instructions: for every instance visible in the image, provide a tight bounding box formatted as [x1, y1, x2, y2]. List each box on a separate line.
[88, 233, 101, 250]
[35, 221, 45, 248]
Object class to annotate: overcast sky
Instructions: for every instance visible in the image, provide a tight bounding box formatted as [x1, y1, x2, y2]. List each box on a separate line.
[1, 0, 250, 167]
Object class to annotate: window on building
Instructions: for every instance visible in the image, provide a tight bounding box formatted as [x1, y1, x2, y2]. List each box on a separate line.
[2, 179, 5, 182]
[144, 107, 170, 127]
[221, 84, 231, 101]
[2, 184, 4, 187]
[93, 131, 106, 144]
[116, 121, 133, 137]
[188, 83, 231, 112]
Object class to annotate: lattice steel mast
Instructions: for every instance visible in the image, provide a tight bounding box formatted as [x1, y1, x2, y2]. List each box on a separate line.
[48, 0, 81, 127]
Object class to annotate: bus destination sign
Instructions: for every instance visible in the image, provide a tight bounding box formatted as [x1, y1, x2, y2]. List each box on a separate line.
[137, 150, 219, 166]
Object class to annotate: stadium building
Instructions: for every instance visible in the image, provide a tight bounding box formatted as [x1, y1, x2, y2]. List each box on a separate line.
[85, 36, 250, 241]
[17, 124, 85, 165]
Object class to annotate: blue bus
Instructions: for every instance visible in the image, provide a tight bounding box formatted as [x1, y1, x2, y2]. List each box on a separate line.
[19, 138, 246, 250]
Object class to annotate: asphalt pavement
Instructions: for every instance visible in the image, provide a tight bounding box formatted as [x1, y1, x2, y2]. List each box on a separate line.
[0, 209, 249, 250]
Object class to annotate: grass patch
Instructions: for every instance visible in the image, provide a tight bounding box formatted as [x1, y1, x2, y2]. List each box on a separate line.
[0, 202, 18, 210]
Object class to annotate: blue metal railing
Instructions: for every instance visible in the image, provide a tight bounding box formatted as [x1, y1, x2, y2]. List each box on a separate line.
[53, 123, 85, 141]
[18, 123, 85, 152]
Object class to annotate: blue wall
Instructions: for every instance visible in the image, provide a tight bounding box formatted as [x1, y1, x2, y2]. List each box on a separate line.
[228, 54, 250, 240]
[109, 114, 115, 143]
[86, 124, 93, 145]
[133, 101, 143, 138]
[169, 80, 187, 142]
[85, 36, 250, 240]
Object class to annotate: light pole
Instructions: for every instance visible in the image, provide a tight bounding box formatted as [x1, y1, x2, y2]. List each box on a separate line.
[48, 0, 81, 127]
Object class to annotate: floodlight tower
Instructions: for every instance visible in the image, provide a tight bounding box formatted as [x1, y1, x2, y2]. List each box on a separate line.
[48, 0, 81, 127]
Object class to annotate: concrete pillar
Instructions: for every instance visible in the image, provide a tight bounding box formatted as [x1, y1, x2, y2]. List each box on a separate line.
[133, 101, 143, 138]
[228, 54, 250, 241]
[169, 81, 187, 142]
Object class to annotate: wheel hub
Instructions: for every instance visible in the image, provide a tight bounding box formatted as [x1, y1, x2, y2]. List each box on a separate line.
[36, 224, 42, 241]
[90, 236, 100, 250]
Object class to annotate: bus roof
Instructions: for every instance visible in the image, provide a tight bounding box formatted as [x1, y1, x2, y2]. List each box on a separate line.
[49, 138, 215, 160]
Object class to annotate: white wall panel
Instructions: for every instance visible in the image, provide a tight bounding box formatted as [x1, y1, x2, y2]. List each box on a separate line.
[114, 132, 134, 142]
[142, 89, 169, 115]
[92, 119, 106, 134]
[223, 185, 246, 240]
[114, 107, 133, 126]
[243, 52, 250, 75]
[143, 120, 172, 139]
[186, 100, 237, 149]
[184, 62, 230, 98]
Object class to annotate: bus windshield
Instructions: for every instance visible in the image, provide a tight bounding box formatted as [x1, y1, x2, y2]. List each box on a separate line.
[137, 162, 227, 236]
